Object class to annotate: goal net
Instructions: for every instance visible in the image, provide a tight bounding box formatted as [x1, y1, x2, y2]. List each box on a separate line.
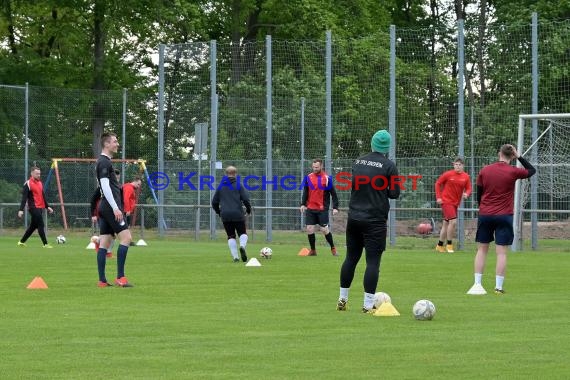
[513, 114, 570, 250]
[44, 158, 154, 230]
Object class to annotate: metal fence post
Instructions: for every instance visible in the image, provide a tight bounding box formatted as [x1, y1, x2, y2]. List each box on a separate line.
[195, 206, 200, 241]
[389, 25, 397, 246]
[530, 12, 539, 250]
[24, 83, 29, 227]
[140, 207, 145, 240]
[457, 19, 466, 250]
[209, 40, 218, 240]
[157, 44, 166, 237]
[325, 30, 333, 232]
[300, 97, 305, 231]
[121, 88, 127, 181]
[266, 35, 273, 242]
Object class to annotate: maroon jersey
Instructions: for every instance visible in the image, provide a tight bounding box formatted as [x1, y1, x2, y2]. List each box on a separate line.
[477, 162, 531, 215]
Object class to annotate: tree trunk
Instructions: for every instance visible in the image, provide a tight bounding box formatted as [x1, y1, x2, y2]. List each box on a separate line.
[3, 0, 18, 54]
[243, 0, 262, 76]
[454, 0, 464, 21]
[230, 0, 243, 85]
[92, 0, 106, 158]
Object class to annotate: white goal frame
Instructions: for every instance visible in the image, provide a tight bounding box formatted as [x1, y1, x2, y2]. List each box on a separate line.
[513, 113, 570, 251]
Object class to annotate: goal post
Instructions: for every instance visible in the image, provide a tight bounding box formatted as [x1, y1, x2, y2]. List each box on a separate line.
[44, 158, 165, 230]
[513, 113, 570, 251]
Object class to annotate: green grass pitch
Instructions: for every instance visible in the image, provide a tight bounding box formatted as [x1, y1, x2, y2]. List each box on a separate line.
[0, 233, 568, 379]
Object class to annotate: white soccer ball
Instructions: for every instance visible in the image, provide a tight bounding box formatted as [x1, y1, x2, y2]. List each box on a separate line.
[90, 235, 100, 244]
[373, 291, 392, 308]
[413, 299, 436, 321]
[260, 247, 273, 259]
[56, 235, 66, 244]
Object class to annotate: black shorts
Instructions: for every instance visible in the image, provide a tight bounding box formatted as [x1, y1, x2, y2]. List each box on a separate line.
[346, 218, 387, 255]
[98, 201, 129, 236]
[223, 221, 247, 239]
[305, 209, 329, 227]
[475, 215, 514, 246]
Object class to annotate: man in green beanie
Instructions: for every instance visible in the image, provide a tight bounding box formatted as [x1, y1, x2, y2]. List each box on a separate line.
[336, 129, 400, 313]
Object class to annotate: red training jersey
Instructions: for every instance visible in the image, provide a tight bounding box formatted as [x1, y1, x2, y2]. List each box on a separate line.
[19, 177, 47, 210]
[477, 161, 531, 215]
[122, 183, 137, 213]
[305, 172, 329, 211]
[435, 170, 471, 206]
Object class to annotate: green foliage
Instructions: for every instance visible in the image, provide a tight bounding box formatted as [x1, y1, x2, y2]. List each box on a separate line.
[491, 0, 570, 23]
[0, 178, 20, 203]
[1, 1, 570, 165]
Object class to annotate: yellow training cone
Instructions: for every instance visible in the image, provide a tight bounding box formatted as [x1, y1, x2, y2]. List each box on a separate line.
[373, 302, 400, 317]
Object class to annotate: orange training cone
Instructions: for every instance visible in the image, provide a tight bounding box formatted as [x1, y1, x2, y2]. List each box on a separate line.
[27, 276, 48, 289]
[298, 247, 310, 256]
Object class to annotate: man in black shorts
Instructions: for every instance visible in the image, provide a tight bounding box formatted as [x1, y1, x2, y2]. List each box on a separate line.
[90, 169, 121, 259]
[300, 159, 339, 256]
[467, 144, 536, 295]
[95, 132, 133, 287]
[212, 166, 252, 262]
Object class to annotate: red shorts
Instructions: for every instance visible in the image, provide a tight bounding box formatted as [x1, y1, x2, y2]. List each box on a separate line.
[441, 204, 458, 221]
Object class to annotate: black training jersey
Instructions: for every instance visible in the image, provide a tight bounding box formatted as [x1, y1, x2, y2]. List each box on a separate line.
[95, 154, 122, 210]
[348, 151, 400, 222]
[211, 177, 252, 222]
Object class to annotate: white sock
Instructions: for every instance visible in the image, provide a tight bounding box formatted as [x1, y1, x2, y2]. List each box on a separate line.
[474, 273, 483, 285]
[495, 275, 504, 290]
[364, 292, 375, 309]
[239, 234, 248, 248]
[339, 287, 349, 301]
[228, 239, 238, 259]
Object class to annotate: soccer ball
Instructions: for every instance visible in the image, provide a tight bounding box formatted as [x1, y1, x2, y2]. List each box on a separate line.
[56, 235, 66, 244]
[373, 291, 392, 308]
[417, 222, 432, 235]
[413, 299, 436, 321]
[260, 247, 273, 259]
[90, 235, 100, 244]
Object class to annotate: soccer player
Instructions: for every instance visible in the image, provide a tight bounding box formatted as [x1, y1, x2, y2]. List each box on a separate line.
[17, 166, 54, 248]
[434, 157, 472, 253]
[337, 130, 400, 313]
[299, 159, 339, 256]
[467, 144, 536, 295]
[122, 175, 142, 227]
[95, 132, 133, 287]
[90, 169, 121, 258]
[212, 166, 252, 262]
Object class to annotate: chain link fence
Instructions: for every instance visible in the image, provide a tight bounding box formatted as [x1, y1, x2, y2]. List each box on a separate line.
[1, 15, 569, 246]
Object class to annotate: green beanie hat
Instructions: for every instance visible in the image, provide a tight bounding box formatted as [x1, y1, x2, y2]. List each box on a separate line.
[371, 130, 391, 153]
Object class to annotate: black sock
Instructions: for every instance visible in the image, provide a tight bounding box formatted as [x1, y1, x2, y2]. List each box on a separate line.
[97, 248, 107, 282]
[325, 232, 335, 248]
[308, 234, 316, 250]
[447, 240, 452, 245]
[117, 244, 129, 278]
[437, 241, 444, 246]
